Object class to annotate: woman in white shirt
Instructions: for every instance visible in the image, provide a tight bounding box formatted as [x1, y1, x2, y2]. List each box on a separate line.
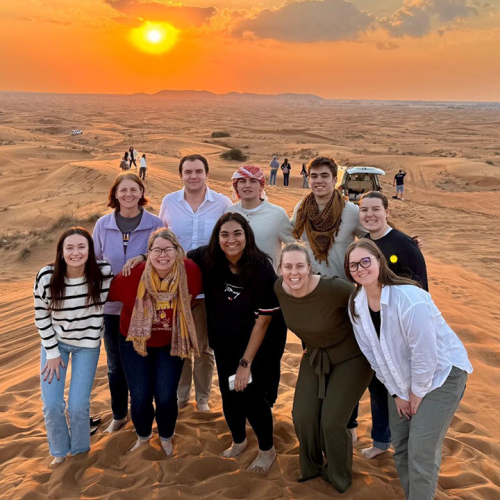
[344, 238, 472, 500]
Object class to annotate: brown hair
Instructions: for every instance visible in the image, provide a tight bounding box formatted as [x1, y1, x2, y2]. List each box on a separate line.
[107, 173, 149, 209]
[148, 228, 185, 258]
[179, 154, 209, 175]
[344, 239, 419, 321]
[49, 227, 105, 310]
[359, 191, 396, 229]
[307, 156, 339, 177]
[279, 241, 312, 270]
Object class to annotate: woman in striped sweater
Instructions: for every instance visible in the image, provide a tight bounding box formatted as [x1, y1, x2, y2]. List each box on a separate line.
[34, 227, 113, 468]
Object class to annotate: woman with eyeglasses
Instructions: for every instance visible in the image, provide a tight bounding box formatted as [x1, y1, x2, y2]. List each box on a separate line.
[345, 239, 472, 500]
[355, 191, 428, 459]
[107, 228, 201, 455]
[187, 212, 284, 473]
[274, 241, 372, 492]
[93, 173, 164, 434]
[34, 227, 113, 467]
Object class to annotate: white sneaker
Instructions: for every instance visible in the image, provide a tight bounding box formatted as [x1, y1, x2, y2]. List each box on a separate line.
[197, 402, 210, 412]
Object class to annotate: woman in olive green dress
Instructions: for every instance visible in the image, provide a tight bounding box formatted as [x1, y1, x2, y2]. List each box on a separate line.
[274, 242, 372, 493]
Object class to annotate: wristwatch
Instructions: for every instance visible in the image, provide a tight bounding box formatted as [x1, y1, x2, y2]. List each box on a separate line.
[239, 358, 251, 368]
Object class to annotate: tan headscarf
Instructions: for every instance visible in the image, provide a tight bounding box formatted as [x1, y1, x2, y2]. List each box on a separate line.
[292, 190, 345, 264]
[127, 257, 199, 358]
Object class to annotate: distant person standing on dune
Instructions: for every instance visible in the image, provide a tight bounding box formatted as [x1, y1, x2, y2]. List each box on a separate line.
[300, 163, 309, 189]
[129, 147, 139, 169]
[120, 152, 129, 171]
[139, 154, 147, 180]
[281, 158, 291, 187]
[393, 169, 406, 200]
[269, 156, 279, 186]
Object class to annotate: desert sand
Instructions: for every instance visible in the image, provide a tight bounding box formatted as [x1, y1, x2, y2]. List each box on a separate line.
[1, 91, 499, 499]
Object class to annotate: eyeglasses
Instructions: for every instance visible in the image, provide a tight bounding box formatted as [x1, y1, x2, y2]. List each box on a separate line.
[348, 257, 372, 273]
[149, 247, 176, 256]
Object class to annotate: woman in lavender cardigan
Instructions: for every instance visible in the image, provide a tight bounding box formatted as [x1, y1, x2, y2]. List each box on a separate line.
[93, 172, 164, 433]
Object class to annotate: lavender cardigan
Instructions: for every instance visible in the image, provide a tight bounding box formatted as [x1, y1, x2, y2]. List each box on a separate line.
[93, 209, 164, 315]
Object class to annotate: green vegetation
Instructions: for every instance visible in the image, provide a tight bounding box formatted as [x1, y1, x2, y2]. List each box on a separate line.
[221, 148, 248, 162]
[211, 131, 231, 138]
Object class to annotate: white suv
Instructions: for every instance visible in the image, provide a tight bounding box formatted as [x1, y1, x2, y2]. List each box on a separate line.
[336, 166, 385, 204]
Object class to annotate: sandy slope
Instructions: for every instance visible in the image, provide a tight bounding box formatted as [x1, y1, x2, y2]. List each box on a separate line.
[0, 92, 499, 499]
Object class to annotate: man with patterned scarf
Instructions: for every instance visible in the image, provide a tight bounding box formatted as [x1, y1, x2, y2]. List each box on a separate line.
[292, 156, 366, 281]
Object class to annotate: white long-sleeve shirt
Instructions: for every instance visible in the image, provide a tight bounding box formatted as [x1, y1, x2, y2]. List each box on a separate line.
[159, 187, 232, 251]
[226, 200, 294, 270]
[33, 263, 113, 359]
[349, 285, 472, 400]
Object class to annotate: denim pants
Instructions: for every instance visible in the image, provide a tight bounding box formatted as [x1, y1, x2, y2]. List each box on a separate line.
[369, 374, 391, 449]
[283, 173, 290, 186]
[269, 169, 278, 186]
[40, 342, 100, 457]
[119, 336, 185, 439]
[103, 314, 129, 420]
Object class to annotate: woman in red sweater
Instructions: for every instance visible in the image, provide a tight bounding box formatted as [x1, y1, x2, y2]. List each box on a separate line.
[108, 228, 202, 455]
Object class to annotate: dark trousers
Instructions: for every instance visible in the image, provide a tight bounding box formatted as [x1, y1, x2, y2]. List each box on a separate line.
[283, 173, 290, 186]
[347, 373, 391, 445]
[215, 349, 274, 451]
[103, 314, 129, 420]
[292, 353, 372, 493]
[119, 336, 185, 439]
[130, 158, 137, 168]
[139, 167, 146, 180]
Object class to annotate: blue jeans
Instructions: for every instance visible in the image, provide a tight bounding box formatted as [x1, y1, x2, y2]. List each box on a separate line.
[104, 314, 129, 420]
[269, 169, 278, 186]
[369, 374, 391, 449]
[119, 336, 185, 439]
[40, 342, 100, 457]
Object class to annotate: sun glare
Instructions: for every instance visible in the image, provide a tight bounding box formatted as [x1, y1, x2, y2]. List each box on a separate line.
[130, 22, 179, 54]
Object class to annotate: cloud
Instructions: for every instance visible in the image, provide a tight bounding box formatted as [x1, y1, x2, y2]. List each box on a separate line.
[233, 0, 374, 43]
[381, 0, 479, 38]
[104, 0, 216, 29]
[376, 41, 400, 50]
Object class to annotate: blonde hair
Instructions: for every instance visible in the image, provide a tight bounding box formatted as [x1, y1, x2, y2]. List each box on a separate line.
[279, 241, 312, 269]
[148, 229, 185, 258]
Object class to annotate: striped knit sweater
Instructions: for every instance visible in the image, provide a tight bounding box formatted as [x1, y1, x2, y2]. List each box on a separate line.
[33, 262, 113, 359]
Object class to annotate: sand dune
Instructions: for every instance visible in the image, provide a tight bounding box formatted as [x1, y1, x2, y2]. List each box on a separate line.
[0, 91, 499, 499]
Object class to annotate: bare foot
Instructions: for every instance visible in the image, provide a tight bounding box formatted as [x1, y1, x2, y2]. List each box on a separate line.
[160, 437, 173, 456]
[360, 446, 390, 459]
[128, 435, 151, 454]
[221, 438, 248, 458]
[49, 456, 66, 468]
[104, 417, 128, 433]
[247, 446, 276, 473]
[349, 428, 358, 444]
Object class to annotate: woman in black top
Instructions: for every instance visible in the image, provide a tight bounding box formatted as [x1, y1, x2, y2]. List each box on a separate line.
[355, 191, 429, 459]
[187, 212, 285, 473]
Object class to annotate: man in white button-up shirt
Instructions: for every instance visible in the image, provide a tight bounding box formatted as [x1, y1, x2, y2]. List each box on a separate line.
[159, 154, 232, 411]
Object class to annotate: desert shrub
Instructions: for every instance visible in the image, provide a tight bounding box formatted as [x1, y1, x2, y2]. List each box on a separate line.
[18, 247, 31, 261]
[486, 160, 494, 165]
[221, 148, 248, 162]
[211, 131, 230, 138]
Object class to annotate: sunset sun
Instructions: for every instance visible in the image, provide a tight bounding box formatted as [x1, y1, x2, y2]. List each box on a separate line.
[129, 22, 179, 54]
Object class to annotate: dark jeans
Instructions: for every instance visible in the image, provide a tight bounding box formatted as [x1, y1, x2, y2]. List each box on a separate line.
[347, 374, 391, 445]
[103, 314, 129, 420]
[215, 349, 274, 451]
[283, 173, 290, 186]
[368, 374, 391, 448]
[119, 335, 185, 439]
[139, 167, 146, 180]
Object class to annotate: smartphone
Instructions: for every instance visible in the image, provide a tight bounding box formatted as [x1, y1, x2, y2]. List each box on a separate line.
[228, 373, 253, 391]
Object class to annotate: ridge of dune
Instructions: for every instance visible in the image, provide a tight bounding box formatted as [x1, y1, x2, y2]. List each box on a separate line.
[0, 91, 499, 500]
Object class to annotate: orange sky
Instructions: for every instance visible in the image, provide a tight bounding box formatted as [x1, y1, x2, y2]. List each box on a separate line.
[1, 0, 499, 101]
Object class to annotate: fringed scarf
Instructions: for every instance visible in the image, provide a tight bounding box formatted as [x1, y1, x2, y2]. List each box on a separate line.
[292, 190, 345, 264]
[127, 258, 199, 358]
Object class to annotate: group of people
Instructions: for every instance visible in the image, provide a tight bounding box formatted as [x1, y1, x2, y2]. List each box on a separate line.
[34, 154, 472, 500]
[120, 146, 148, 180]
[268, 157, 292, 187]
